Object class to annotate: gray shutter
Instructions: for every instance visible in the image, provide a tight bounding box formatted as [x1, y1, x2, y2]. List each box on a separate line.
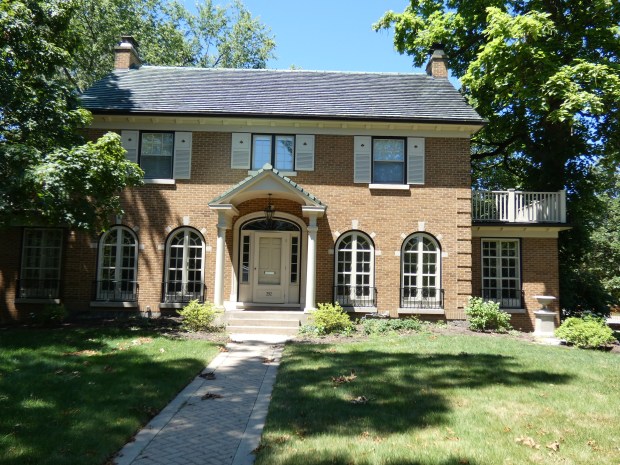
[354, 136, 372, 183]
[407, 137, 425, 184]
[121, 130, 139, 163]
[231, 133, 251, 169]
[295, 135, 315, 171]
[173, 132, 192, 179]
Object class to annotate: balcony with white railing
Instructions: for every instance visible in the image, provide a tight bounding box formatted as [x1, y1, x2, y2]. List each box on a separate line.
[472, 189, 567, 223]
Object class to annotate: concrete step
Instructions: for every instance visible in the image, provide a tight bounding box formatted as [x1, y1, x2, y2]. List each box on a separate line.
[227, 325, 300, 335]
[226, 311, 307, 322]
[227, 318, 300, 328]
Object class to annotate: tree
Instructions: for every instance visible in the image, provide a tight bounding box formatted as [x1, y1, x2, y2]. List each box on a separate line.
[1, 0, 143, 231]
[375, 0, 620, 310]
[68, 0, 276, 91]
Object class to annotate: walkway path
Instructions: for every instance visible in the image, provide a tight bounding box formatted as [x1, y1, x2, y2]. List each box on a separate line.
[114, 335, 287, 465]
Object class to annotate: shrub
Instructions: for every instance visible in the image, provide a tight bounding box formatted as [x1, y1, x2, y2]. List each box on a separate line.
[465, 297, 512, 332]
[177, 300, 223, 332]
[555, 315, 617, 349]
[308, 302, 353, 335]
[362, 317, 422, 335]
[30, 304, 68, 325]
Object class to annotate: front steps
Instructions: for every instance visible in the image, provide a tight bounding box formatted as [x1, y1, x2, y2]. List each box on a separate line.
[224, 310, 307, 335]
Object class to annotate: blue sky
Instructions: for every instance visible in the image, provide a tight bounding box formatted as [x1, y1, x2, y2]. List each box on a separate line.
[185, 1, 421, 73]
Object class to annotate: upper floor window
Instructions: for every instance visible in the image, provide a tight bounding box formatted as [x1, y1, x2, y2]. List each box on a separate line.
[121, 130, 192, 181]
[252, 135, 295, 171]
[141, 132, 173, 179]
[373, 138, 405, 184]
[19, 229, 63, 299]
[231, 133, 315, 172]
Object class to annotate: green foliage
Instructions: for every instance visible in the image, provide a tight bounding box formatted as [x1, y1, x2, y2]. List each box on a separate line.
[307, 303, 353, 335]
[69, 0, 276, 90]
[30, 304, 68, 325]
[376, 1, 620, 311]
[555, 315, 617, 349]
[465, 297, 512, 332]
[177, 300, 223, 332]
[361, 317, 423, 335]
[0, 1, 144, 231]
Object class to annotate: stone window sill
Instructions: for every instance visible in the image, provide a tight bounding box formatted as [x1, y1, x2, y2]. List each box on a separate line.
[369, 184, 410, 190]
[248, 170, 297, 177]
[398, 308, 445, 315]
[15, 298, 61, 305]
[503, 308, 526, 314]
[90, 301, 138, 308]
[143, 179, 176, 185]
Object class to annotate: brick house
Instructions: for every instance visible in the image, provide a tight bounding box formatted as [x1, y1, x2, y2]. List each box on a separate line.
[0, 38, 570, 331]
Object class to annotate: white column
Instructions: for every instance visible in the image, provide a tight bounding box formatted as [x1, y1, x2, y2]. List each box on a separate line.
[209, 205, 238, 309]
[213, 223, 227, 307]
[304, 217, 318, 313]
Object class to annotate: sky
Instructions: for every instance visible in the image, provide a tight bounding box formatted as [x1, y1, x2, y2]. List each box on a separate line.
[184, 0, 422, 73]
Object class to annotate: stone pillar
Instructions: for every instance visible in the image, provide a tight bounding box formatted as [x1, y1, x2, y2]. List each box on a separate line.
[533, 295, 557, 337]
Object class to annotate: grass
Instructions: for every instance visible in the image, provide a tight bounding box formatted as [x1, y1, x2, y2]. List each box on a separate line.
[256, 332, 620, 465]
[0, 326, 220, 465]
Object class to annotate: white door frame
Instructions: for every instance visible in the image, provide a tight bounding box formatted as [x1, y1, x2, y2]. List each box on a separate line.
[252, 232, 287, 303]
[229, 212, 307, 309]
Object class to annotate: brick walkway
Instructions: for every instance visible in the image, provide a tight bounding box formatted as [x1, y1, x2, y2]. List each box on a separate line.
[114, 338, 285, 465]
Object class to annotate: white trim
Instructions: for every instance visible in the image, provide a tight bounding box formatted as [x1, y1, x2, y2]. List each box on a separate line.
[472, 225, 570, 238]
[398, 308, 445, 315]
[143, 179, 176, 185]
[248, 170, 297, 177]
[93, 116, 482, 138]
[369, 184, 410, 190]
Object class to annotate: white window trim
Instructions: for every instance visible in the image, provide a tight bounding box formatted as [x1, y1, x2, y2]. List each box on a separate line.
[481, 238, 522, 308]
[372, 137, 407, 185]
[163, 228, 206, 303]
[248, 170, 297, 177]
[400, 233, 442, 309]
[251, 134, 296, 172]
[368, 183, 410, 190]
[143, 179, 176, 185]
[140, 132, 175, 180]
[19, 228, 63, 300]
[334, 231, 375, 306]
[95, 226, 138, 303]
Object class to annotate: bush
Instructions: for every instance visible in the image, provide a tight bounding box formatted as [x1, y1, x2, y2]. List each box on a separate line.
[465, 297, 512, 332]
[362, 317, 422, 335]
[177, 300, 223, 332]
[307, 302, 353, 335]
[555, 315, 617, 349]
[30, 304, 68, 325]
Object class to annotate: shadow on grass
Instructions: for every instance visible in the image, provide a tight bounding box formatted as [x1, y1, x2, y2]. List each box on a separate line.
[0, 327, 212, 465]
[265, 344, 573, 438]
[261, 452, 481, 465]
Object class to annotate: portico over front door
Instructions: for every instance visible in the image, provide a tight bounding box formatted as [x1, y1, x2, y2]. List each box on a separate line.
[252, 233, 287, 303]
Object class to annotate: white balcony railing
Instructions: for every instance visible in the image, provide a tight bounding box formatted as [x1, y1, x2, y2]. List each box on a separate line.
[472, 189, 567, 223]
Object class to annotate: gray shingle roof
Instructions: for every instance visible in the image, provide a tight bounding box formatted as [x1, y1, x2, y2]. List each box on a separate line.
[81, 67, 484, 124]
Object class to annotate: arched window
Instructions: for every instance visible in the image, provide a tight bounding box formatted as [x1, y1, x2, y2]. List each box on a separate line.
[401, 233, 442, 308]
[334, 231, 375, 307]
[164, 228, 205, 303]
[96, 226, 138, 302]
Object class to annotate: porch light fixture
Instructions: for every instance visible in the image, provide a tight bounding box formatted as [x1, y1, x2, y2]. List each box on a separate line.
[264, 193, 275, 227]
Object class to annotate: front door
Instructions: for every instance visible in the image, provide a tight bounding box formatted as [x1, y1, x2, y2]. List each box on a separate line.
[252, 233, 287, 303]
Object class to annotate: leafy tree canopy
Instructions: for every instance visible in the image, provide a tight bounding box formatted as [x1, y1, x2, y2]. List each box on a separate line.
[69, 0, 276, 90]
[376, 0, 620, 310]
[1, 0, 143, 231]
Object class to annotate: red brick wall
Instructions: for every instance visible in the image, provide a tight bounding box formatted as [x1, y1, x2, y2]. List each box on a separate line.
[4, 129, 561, 325]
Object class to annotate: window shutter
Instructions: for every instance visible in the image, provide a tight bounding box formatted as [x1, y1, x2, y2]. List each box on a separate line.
[354, 136, 372, 183]
[173, 132, 192, 179]
[121, 130, 139, 163]
[231, 133, 251, 169]
[407, 137, 425, 184]
[295, 135, 315, 171]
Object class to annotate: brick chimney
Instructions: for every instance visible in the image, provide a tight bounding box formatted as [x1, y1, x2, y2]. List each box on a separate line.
[114, 35, 141, 70]
[425, 43, 448, 78]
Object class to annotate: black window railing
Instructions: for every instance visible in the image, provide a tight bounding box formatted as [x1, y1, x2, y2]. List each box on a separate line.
[333, 285, 377, 308]
[481, 288, 524, 309]
[92, 280, 139, 302]
[400, 287, 444, 309]
[161, 281, 206, 304]
[17, 278, 61, 299]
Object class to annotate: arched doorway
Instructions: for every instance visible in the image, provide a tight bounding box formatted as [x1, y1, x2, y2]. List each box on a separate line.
[236, 216, 304, 305]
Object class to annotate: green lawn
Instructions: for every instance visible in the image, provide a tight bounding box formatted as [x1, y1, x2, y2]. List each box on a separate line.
[0, 326, 220, 465]
[256, 332, 620, 465]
